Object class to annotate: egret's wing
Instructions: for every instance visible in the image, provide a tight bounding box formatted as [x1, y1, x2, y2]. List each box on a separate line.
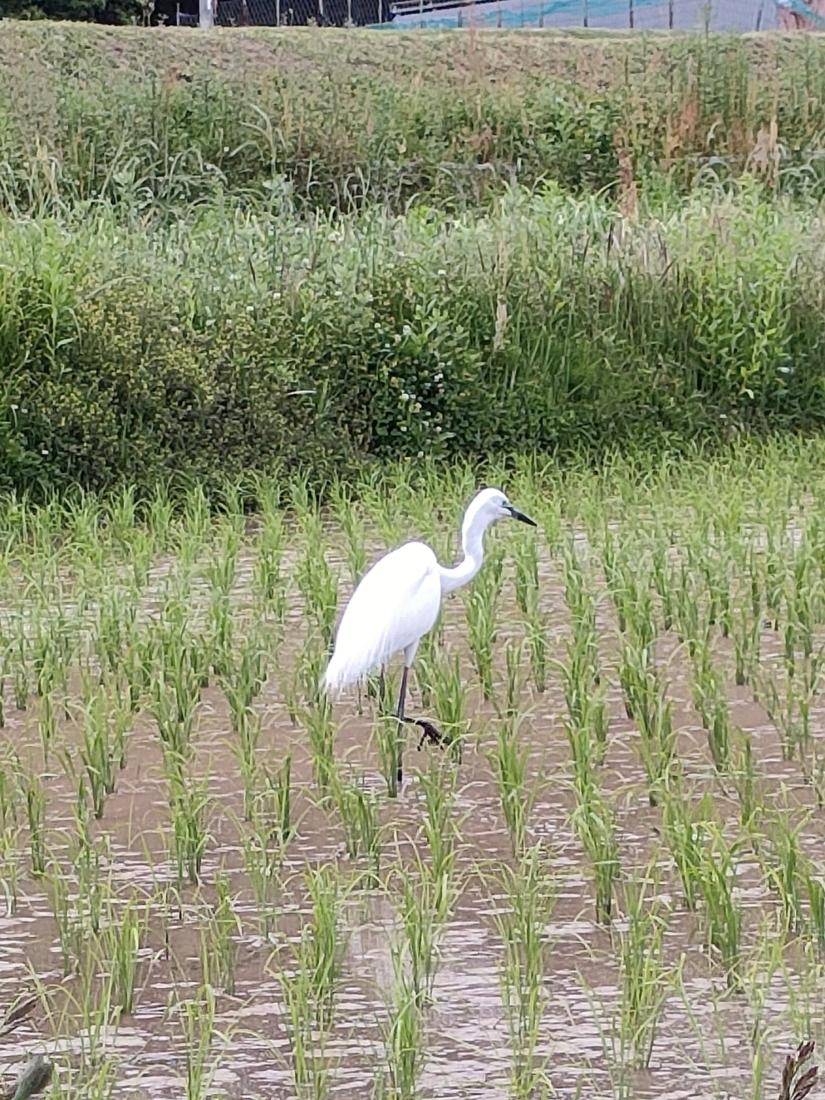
[323, 541, 441, 692]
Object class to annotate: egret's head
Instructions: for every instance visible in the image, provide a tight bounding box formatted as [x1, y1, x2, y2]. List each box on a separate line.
[467, 487, 537, 529]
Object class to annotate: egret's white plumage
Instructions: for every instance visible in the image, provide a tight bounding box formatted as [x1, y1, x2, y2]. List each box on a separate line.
[322, 541, 442, 692]
[323, 487, 537, 695]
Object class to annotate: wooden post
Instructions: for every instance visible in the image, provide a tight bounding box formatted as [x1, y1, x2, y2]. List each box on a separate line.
[199, 0, 214, 26]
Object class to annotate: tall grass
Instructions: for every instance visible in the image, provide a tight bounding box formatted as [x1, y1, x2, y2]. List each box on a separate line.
[3, 181, 825, 495]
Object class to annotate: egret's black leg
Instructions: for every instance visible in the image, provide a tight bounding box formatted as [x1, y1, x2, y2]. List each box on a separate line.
[394, 665, 409, 785]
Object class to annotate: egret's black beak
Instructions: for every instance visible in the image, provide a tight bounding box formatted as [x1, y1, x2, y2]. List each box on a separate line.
[506, 505, 537, 527]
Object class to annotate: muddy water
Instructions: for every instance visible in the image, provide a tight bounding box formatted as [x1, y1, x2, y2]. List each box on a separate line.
[0, 533, 823, 1100]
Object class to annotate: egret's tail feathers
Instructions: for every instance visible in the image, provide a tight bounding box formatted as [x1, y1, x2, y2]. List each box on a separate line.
[322, 650, 377, 695]
[321, 654, 350, 696]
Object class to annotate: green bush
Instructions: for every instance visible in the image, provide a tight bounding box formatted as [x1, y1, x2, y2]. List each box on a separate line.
[0, 186, 823, 496]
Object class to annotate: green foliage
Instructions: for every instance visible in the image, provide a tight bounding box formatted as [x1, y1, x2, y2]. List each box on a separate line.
[0, 0, 139, 22]
[0, 184, 823, 496]
[0, 29, 824, 495]
[1, 28, 825, 211]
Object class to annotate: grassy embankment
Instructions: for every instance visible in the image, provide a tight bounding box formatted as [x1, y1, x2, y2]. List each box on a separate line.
[0, 25, 824, 494]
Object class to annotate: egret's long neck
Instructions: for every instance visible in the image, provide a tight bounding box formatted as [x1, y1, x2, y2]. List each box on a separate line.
[438, 510, 490, 595]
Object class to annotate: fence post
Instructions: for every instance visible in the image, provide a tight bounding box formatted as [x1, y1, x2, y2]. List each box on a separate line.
[199, 0, 215, 25]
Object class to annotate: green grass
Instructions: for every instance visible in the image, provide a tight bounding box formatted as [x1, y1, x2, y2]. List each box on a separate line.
[0, 27, 823, 495]
[1, 181, 825, 494]
[1, 25, 825, 214]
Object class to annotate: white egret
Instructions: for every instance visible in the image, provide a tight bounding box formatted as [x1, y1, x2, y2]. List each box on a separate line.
[322, 487, 537, 784]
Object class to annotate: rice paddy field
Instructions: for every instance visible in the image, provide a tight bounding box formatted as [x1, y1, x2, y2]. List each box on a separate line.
[0, 445, 824, 1097]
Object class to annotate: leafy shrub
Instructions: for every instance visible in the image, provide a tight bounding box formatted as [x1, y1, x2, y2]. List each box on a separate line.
[0, 185, 823, 497]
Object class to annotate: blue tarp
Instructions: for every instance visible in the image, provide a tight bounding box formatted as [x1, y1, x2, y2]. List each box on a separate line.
[372, 0, 663, 27]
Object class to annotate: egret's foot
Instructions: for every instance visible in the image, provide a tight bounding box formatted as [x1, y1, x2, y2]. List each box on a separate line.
[412, 718, 447, 751]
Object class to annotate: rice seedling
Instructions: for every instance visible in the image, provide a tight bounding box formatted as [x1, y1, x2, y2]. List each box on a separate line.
[374, 710, 401, 801]
[272, 864, 342, 1098]
[301, 691, 336, 801]
[331, 768, 381, 885]
[759, 813, 808, 934]
[275, 948, 333, 1100]
[559, 590, 607, 768]
[697, 825, 744, 991]
[392, 857, 445, 1007]
[222, 634, 267, 820]
[12, 630, 29, 712]
[379, 964, 426, 1100]
[330, 484, 368, 587]
[203, 523, 241, 679]
[738, 919, 787, 1100]
[166, 762, 211, 886]
[488, 715, 535, 859]
[415, 757, 458, 920]
[730, 598, 761, 687]
[23, 771, 46, 877]
[730, 727, 760, 833]
[295, 512, 339, 649]
[0, 823, 20, 916]
[96, 895, 145, 1015]
[148, 634, 202, 763]
[805, 870, 825, 954]
[252, 508, 289, 626]
[613, 871, 680, 1071]
[661, 779, 713, 911]
[690, 641, 732, 773]
[496, 637, 527, 722]
[177, 984, 219, 1100]
[649, 533, 675, 633]
[43, 858, 86, 976]
[415, 646, 467, 764]
[572, 778, 620, 925]
[782, 939, 825, 1043]
[673, 562, 709, 659]
[266, 753, 295, 847]
[617, 638, 675, 805]
[463, 541, 504, 700]
[78, 686, 118, 820]
[241, 813, 284, 936]
[512, 533, 548, 694]
[304, 863, 343, 1029]
[200, 870, 241, 996]
[491, 845, 554, 1099]
[37, 688, 57, 769]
